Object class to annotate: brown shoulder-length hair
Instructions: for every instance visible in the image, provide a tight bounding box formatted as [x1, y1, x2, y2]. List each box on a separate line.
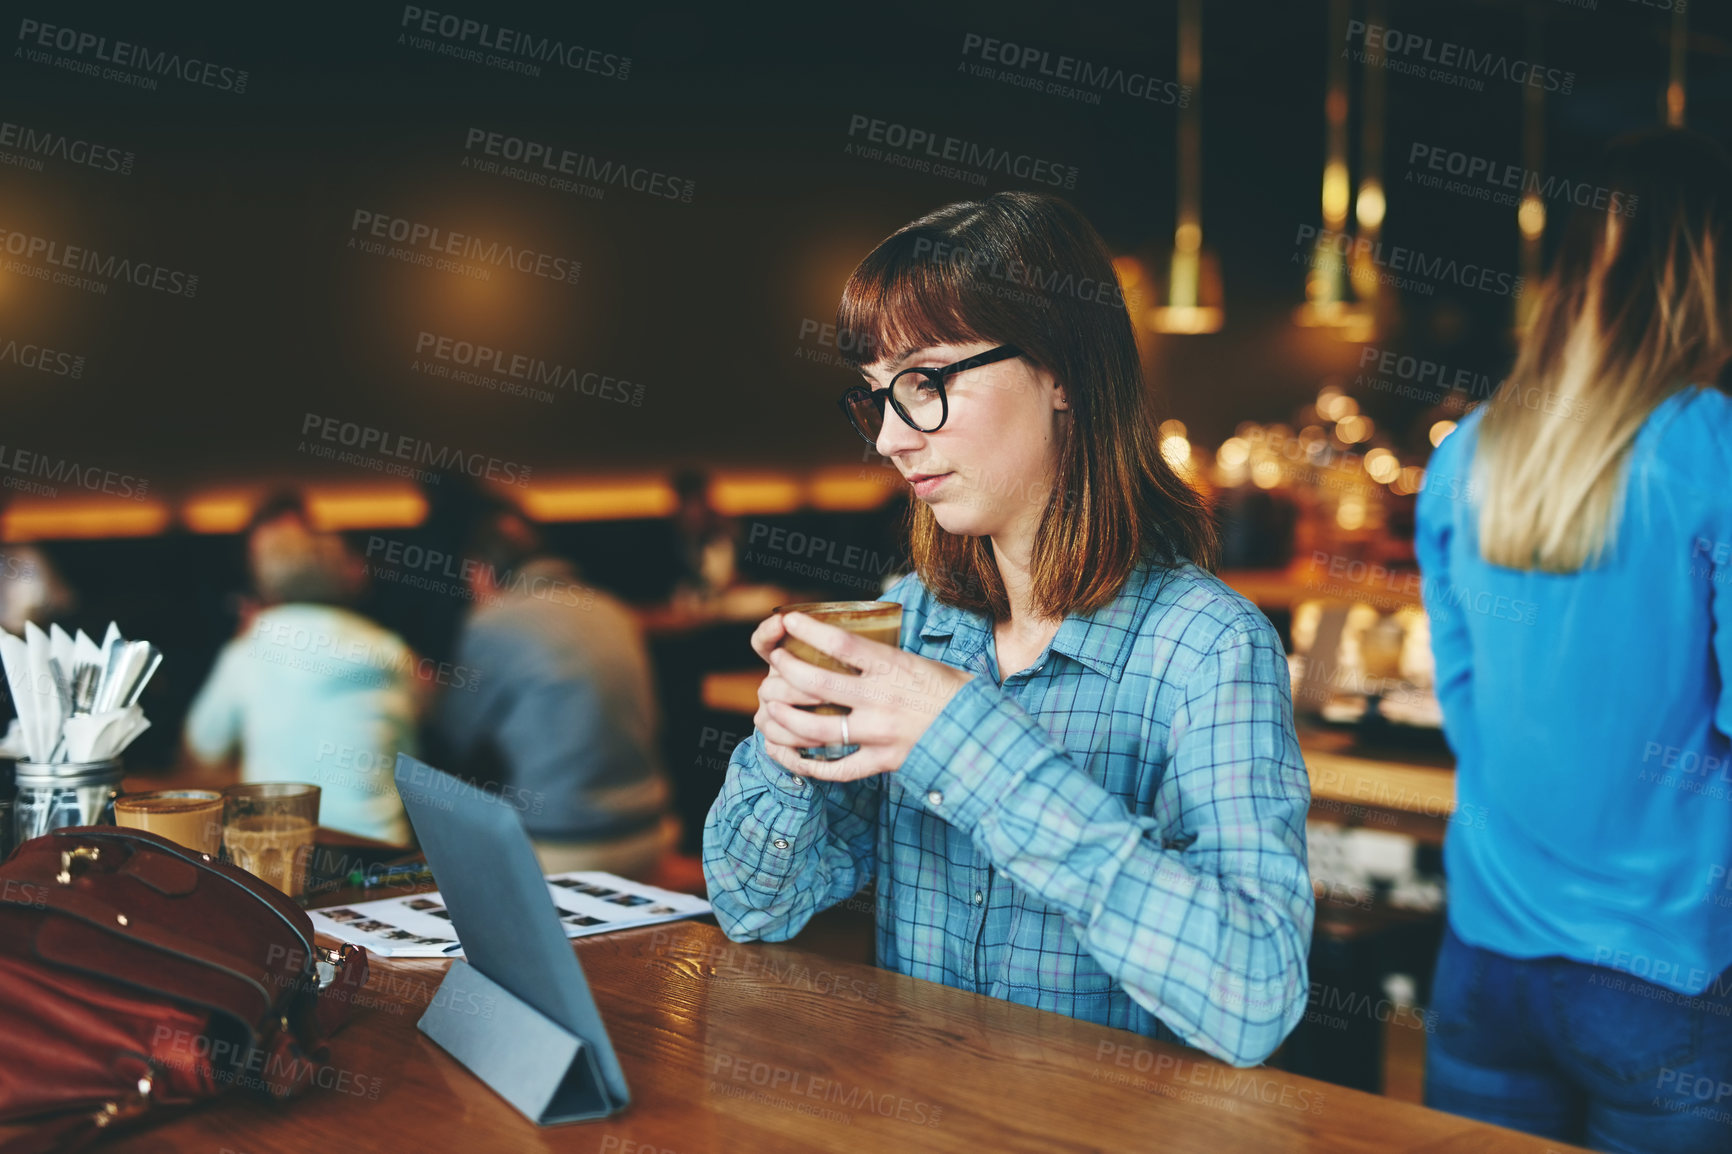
[835, 190, 1216, 622]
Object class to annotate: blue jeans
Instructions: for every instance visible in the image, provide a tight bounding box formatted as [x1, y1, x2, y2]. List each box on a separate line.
[1425, 925, 1732, 1153]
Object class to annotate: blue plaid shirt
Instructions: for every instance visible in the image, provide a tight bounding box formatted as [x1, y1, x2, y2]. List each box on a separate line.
[703, 559, 1313, 1067]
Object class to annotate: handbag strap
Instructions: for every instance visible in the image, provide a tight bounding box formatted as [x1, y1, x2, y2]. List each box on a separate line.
[48, 827, 317, 964]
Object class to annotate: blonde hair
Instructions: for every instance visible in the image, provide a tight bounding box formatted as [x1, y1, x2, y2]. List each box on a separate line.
[1475, 130, 1732, 572]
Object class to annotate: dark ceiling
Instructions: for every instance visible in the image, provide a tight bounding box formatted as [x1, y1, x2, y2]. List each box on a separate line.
[3, 0, 1728, 499]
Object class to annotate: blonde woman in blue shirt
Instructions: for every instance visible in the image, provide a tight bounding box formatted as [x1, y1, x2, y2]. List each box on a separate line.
[1417, 130, 1732, 1153]
[704, 192, 1314, 1068]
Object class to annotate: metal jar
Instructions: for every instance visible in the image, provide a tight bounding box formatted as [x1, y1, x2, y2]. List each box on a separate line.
[13, 760, 124, 847]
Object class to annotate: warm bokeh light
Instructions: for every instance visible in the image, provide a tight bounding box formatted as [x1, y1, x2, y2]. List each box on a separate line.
[1321, 160, 1351, 227]
[807, 468, 898, 511]
[1364, 448, 1401, 484]
[1293, 300, 1377, 342]
[1355, 180, 1386, 230]
[1518, 195, 1546, 240]
[182, 494, 257, 534]
[1159, 419, 1188, 440]
[3, 501, 173, 541]
[306, 488, 428, 531]
[1160, 435, 1192, 470]
[709, 475, 804, 516]
[1335, 498, 1366, 531]
[1319, 392, 1360, 422]
[1216, 437, 1251, 469]
[1334, 414, 1372, 443]
[523, 480, 679, 522]
[1251, 459, 1282, 489]
[1146, 305, 1225, 334]
[1398, 465, 1426, 494]
[1429, 420, 1458, 447]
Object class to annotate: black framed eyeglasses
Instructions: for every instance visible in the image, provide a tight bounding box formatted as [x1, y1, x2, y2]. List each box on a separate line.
[837, 345, 1024, 445]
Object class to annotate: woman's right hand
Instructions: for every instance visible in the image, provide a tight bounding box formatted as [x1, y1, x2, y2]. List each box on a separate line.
[749, 613, 829, 773]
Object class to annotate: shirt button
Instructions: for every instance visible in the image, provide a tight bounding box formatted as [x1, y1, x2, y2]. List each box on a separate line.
[772, 838, 790, 850]
[973, 891, 984, 905]
[927, 790, 944, 807]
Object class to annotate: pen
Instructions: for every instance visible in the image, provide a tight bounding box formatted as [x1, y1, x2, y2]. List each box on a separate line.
[347, 864, 436, 890]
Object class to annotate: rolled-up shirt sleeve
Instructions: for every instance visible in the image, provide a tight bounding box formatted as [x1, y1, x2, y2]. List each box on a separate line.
[893, 621, 1314, 1067]
[703, 729, 881, 942]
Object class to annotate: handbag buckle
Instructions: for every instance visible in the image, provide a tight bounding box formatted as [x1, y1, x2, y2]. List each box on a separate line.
[56, 846, 101, 885]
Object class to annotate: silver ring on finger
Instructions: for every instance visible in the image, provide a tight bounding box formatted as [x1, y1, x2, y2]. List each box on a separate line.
[840, 715, 850, 748]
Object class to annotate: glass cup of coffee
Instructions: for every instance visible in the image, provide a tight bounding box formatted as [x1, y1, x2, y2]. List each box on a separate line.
[223, 783, 321, 900]
[113, 790, 225, 856]
[773, 600, 903, 761]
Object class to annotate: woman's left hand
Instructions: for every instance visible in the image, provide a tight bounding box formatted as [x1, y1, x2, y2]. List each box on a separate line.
[762, 611, 975, 782]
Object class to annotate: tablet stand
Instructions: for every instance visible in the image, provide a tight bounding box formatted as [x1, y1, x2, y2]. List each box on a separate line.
[418, 960, 624, 1124]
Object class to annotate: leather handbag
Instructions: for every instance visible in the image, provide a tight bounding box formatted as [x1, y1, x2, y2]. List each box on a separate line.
[0, 825, 371, 1152]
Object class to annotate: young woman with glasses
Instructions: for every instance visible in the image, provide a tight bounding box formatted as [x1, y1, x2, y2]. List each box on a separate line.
[1417, 130, 1732, 1152]
[703, 191, 1314, 1067]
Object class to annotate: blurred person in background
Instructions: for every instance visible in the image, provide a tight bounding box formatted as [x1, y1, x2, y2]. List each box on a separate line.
[436, 501, 675, 879]
[666, 468, 740, 605]
[1417, 130, 1732, 1153]
[0, 543, 74, 636]
[184, 492, 417, 845]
